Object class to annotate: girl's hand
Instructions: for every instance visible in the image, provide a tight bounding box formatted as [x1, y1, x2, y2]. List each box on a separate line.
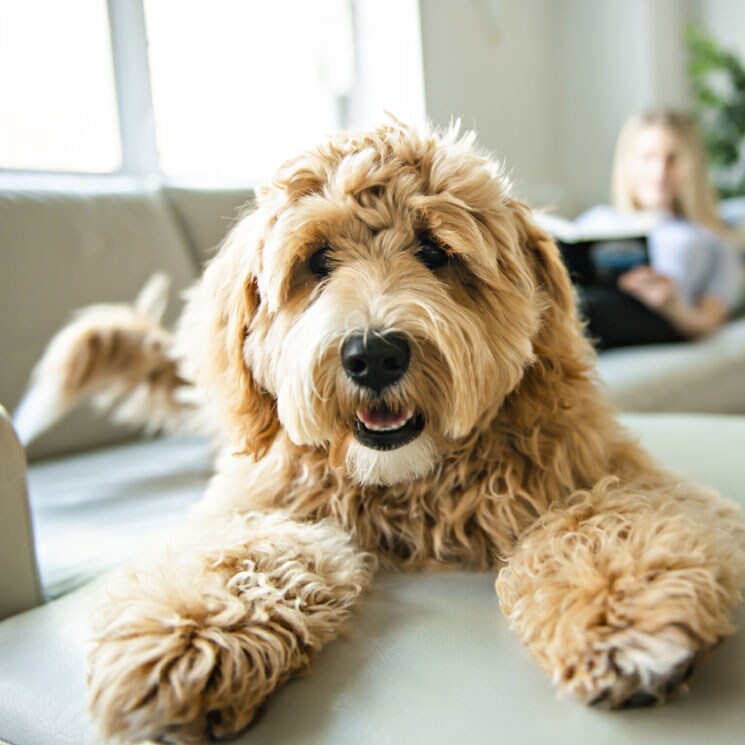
[618, 266, 677, 310]
[618, 267, 727, 339]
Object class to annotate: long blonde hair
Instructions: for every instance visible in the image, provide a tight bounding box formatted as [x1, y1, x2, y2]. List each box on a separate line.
[611, 108, 728, 236]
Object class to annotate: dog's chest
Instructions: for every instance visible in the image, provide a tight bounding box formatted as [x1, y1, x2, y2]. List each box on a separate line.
[282, 469, 546, 569]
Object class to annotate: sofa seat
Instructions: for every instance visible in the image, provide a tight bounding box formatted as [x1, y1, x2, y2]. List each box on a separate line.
[27, 435, 213, 600]
[597, 316, 745, 414]
[1, 413, 745, 745]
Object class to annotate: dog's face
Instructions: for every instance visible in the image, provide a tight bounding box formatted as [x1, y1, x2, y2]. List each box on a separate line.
[190, 123, 577, 486]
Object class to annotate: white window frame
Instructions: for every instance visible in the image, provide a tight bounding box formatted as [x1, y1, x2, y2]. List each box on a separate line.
[106, 0, 159, 178]
[1, 0, 348, 185]
[0, 0, 425, 187]
[0, 0, 158, 186]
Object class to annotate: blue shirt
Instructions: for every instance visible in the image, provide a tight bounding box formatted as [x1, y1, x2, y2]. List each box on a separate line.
[576, 206, 743, 310]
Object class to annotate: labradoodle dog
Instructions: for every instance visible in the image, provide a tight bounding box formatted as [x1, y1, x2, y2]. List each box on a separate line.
[17, 122, 745, 744]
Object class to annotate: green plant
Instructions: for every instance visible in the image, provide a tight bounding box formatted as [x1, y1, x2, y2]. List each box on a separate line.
[686, 25, 745, 198]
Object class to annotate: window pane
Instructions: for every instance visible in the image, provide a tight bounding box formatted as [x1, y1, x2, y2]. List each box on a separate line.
[351, 0, 426, 127]
[0, 0, 121, 173]
[144, 0, 353, 180]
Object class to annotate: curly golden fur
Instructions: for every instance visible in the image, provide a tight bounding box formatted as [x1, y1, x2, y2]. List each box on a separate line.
[20, 122, 745, 743]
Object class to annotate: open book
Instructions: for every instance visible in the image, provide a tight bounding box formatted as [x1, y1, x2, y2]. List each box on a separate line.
[533, 212, 654, 287]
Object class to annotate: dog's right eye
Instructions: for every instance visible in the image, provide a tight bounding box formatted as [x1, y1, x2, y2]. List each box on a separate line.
[308, 246, 335, 277]
[415, 232, 449, 270]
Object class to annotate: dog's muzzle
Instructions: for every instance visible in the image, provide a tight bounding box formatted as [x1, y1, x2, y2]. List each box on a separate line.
[342, 331, 425, 450]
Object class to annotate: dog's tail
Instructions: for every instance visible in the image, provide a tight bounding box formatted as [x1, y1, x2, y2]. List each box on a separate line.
[13, 274, 203, 446]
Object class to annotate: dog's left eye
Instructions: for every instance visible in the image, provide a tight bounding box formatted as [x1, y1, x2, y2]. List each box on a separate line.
[415, 233, 449, 270]
[308, 245, 335, 277]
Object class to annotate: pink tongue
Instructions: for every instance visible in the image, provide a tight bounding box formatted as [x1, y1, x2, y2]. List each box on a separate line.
[360, 406, 408, 428]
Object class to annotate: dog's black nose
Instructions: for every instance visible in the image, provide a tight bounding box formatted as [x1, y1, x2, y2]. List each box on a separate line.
[341, 332, 410, 392]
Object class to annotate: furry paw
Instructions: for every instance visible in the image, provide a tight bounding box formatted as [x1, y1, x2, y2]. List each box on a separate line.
[88, 513, 375, 744]
[87, 550, 326, 743]
[496, 479, 745, 713]
[88, 612, 285, 744]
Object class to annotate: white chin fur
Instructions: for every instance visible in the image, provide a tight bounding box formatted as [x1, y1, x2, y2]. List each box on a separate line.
[345, 434, 437, 486]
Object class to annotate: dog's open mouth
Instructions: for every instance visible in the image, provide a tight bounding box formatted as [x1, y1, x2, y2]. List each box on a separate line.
[354, 404, 425, 451]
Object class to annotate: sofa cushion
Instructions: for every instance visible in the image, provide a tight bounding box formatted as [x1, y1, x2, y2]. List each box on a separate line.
[163, 185, 255, 267]
[0, 185, 199, 460]
[27, 435, 213, 600]
[597, 317, 745, 414]
[2, 413, 744, 745]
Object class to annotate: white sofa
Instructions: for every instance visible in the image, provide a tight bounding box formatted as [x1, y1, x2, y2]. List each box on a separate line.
[597, 317, 745, 414]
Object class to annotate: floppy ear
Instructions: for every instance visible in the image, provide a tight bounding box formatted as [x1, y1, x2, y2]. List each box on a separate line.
[506, 199, 594, 369]
[178, 212, 280, 458]
[507, 200, 576, 318]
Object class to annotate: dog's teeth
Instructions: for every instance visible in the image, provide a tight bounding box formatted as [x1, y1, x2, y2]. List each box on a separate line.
[366, 422, 404, 432]
[356, 407, 414, 432]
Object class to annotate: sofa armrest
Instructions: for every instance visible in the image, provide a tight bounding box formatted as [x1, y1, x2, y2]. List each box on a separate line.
[0, 405, 42, 619]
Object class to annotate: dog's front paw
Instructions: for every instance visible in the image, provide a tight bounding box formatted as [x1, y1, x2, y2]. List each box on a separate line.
[87, 514, 374, 744]
[555, 624, 706, 709]
[497, 480, 745, 712]
[87, 578, 308, 744]
[89, 623, 271, 744]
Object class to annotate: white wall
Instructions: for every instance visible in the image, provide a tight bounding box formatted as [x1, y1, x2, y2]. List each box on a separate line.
[691, 0, 745, 61]
[417, 0, 745, 216]
[554, 0, 654, 213]
[418, 0, 560, 207]
[553, 0, 696, 213]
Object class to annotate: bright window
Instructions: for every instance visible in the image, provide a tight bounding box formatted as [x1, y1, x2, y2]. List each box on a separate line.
[144, 0, 354, 180]
[0, 0, 424, 181]
[0, 0, 121, 173]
